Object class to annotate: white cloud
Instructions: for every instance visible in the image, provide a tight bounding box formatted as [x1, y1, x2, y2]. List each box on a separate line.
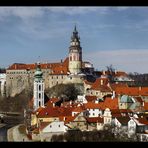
[0, 7, 44, 21]
[84, 49, 148, 73]
[46, 7, 109, 15]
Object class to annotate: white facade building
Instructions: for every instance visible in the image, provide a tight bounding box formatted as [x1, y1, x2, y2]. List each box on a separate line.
[41, 121, 67, 133]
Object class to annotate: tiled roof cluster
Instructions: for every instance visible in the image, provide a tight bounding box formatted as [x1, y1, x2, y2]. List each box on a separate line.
[114, 86, 148, 96]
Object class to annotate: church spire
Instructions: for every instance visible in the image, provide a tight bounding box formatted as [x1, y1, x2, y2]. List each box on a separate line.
[71, 25, 80, 43]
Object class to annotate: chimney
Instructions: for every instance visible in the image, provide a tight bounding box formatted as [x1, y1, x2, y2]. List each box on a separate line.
[101, 79, 103, 85]
[112, 91, 116, 99]
[142, 101, 144, 107]
[139, 87, 142, 91]
[53, 103, 55, 107]
[63, 117, 66, 121]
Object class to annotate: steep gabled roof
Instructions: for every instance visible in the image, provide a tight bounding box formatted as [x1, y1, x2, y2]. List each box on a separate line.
[116, 116, 131, 125]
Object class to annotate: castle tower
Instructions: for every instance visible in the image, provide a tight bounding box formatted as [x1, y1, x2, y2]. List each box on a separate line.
[68, 25, 82, 74]
[33, 63, 44, 110]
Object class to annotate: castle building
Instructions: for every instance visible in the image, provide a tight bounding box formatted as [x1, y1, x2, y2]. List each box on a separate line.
[6, 26, 94, 97]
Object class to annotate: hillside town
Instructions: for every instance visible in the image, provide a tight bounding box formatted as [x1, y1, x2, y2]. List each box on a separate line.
[0, 26, 148, 142]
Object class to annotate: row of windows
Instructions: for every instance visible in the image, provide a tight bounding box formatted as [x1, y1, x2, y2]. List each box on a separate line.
[51, 81, 63, 85]
[7, 71, 34, 74]
[51, 76, 64, 79]
[7, 71, 49, 74]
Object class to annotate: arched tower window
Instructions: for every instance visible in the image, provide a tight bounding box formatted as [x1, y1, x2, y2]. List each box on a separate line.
[39, 93, 41, 99]
[39, 85, 41, 91]
[39, 101, 41, 107]
[70, 56, 72, 61]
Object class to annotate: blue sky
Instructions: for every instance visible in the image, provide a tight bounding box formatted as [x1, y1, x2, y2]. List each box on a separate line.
[0, 7, 148, 73]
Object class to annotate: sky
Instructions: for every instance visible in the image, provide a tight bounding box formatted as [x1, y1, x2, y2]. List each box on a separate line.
[0, 7, 148, 74]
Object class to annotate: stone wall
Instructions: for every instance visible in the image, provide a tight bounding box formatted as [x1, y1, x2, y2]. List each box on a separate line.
[6, 69, 51, 97]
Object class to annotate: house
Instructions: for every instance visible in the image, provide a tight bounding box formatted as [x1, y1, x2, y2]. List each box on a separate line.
[128, 117, 137, 137]
[86, 77, 112, 98]
[119, 95, 134, 110]
[83, 102, 103, 117]
[86, 117, 104, 131]
[103, 108, 112, 125]
[65, 112, 88, 131]
[113, 116, 131, 134]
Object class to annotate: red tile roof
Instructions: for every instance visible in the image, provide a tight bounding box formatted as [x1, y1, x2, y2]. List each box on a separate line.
[114, 87, 148, 96]
[114, 71, 128, 77]
[7, 57, 69, 75]
[136, 118, 148, 125]
[144, 102, 148, 111]
[83, 97, 119, 110]
[90, 77, 111, 92]
[86, 117, 103, 123]
[49, 57, 69, 75]
[85, 96, 97, 102]
[111, 83, 128, 90]
[102, 97, 119, 110]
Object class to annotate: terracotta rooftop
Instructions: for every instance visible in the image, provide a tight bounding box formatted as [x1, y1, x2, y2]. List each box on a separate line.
[114, 86, 148, 96]
[85, 96, 97, 102]
[86, 117, 103, 123]
[7, 58, 69, 74]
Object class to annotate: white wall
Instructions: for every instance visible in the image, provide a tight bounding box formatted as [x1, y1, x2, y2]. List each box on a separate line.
[88, 109, 102, 117]
[128, 118, 136, 135]
[42, 121, 67, 133]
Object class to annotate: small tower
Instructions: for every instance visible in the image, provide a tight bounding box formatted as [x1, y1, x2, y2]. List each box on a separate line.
[68, 25, 82, 74]
[33, 62, 44, 111]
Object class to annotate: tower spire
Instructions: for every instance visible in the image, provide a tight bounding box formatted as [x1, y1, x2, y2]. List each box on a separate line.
[74, 24, 77, 33]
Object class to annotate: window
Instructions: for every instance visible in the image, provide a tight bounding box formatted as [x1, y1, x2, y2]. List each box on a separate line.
[70, 56, 72, 61]
[93, 113, 95, 116]
[39, 93, 41, 99]
[39, 85, 41, 91]
[50, 125, 52, 128]
[58, 125, 60, 127]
